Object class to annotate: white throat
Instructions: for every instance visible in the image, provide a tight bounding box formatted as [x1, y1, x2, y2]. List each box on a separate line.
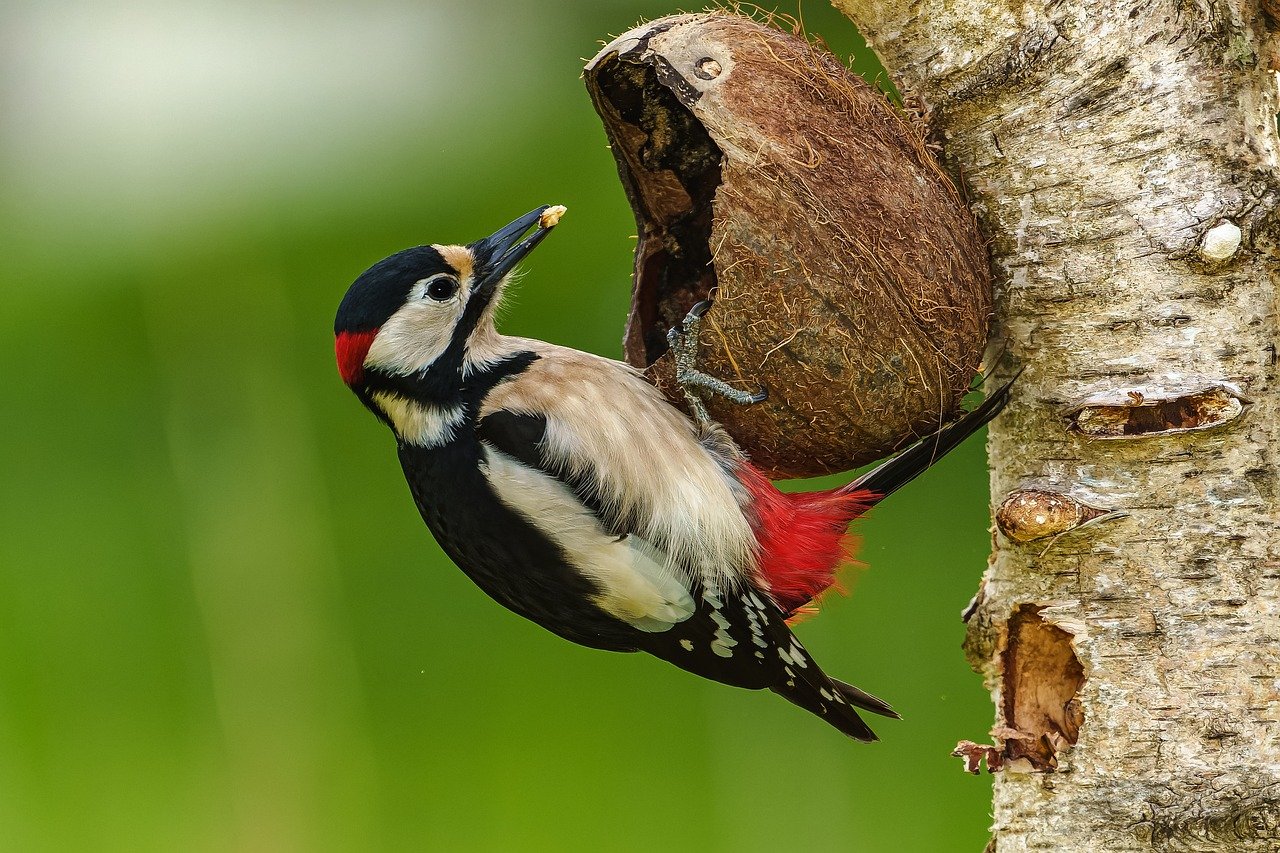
[373, 394, 469, 447]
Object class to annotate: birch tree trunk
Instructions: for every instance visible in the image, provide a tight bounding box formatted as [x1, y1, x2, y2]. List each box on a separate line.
[831, 0, 1280, 848]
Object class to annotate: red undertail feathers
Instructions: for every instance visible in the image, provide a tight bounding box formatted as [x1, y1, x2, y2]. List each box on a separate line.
[737, 377, 1017, 615]
[736, 462, 875, 616]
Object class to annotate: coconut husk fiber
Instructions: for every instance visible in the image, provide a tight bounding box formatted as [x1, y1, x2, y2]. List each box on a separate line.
[585, 12, 992, 477]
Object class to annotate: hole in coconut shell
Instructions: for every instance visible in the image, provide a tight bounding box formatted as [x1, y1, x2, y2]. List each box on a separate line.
[694, 57, 722, 80]
[589, 51, 722, 366]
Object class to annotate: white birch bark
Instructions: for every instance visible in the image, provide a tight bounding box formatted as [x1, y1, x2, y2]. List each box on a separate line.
[832, 0, 1280, 849]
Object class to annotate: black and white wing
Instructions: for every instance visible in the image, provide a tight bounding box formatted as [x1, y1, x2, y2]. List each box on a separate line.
[477, 407, 895, 741]
[476, 409, 697, 635]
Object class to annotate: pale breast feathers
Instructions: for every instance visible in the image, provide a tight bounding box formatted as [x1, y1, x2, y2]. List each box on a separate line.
[478, 340, 759, 589]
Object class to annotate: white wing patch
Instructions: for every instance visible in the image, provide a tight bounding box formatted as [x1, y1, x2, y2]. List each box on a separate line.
[481, 445, 695, 632]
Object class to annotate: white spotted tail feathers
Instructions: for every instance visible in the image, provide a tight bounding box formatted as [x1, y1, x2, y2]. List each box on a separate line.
[754, 594, 899, 742]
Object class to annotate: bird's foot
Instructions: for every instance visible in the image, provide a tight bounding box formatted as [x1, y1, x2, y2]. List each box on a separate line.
[666, 300, 767, 425]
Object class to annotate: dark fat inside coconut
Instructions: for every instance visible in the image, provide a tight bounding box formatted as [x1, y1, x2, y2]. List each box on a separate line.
[590, 52, 722, 366]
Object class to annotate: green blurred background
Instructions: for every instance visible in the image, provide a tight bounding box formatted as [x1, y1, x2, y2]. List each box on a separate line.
[0, 1, 996, 850]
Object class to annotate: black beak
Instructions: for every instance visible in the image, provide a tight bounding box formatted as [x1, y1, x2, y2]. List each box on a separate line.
[468, 206, 560, 297]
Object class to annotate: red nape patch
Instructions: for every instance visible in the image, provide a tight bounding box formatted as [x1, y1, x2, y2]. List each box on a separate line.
[335, 329, 378, 385]
[736, 462, 876, 616]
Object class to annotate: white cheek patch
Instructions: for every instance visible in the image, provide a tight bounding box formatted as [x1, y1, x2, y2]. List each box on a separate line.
[365, 299, 463, 376]
[373, 394, 467, 447]
[481, 444, 695, 632]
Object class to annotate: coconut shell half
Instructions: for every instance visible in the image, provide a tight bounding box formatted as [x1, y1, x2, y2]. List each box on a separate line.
[584, 13, 992, 478]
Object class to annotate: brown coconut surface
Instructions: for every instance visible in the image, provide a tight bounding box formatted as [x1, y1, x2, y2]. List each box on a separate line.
[586, 12, 992, 478]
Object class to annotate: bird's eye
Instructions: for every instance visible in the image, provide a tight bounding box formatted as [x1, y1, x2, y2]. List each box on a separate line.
[423, 276, 459, 302]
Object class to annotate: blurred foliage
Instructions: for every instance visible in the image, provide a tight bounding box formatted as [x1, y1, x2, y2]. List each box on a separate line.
[0, 1, 994, 850]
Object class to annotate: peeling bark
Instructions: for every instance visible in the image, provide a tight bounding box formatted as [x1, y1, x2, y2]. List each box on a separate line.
[833, 0, 1280, 849]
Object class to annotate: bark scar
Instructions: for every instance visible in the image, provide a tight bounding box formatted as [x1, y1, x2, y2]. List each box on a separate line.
[995, 488, 1119, 543]
[1064, 383, 1250, 439]
[999, 605, 1085, 772]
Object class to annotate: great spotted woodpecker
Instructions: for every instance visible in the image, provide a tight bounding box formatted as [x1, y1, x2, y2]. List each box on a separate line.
[334, 206, 1010, 741]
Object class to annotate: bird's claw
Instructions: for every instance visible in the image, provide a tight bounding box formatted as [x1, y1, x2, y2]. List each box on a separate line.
[667, 301, 768, 426]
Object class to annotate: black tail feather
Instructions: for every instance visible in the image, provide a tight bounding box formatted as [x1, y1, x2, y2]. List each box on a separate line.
[831, 678, 900, 719]
[848, 375, 1017, 502]
[770, 656, 896, 741]
[772, 675, 879, 742]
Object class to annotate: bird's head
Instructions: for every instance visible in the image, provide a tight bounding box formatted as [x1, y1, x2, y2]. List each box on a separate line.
[334, 205, 564, 395]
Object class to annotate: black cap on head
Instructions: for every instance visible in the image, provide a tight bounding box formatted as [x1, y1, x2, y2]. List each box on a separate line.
[334, 245, 450, 334]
